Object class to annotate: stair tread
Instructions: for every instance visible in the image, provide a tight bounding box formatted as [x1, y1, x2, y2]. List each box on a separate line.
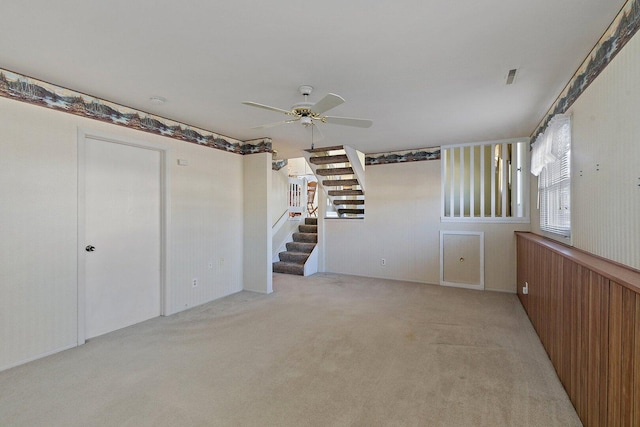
[333, 199, 365, 205]
[322, 179, 359, 186]
[309, 155, 349, 165]
[279, 250, 312, 256]
[328, 189, 364, 196]
[305, 145, 344, 153]
[338, 208, 365, 215]
[298, 224, 318, 233]
[278, 251, 310, 263]
[315, 167, 354, 176]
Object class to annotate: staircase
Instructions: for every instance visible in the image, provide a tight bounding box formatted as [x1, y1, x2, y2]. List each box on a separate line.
[304, 145, 365, 219]
[273, 217, 317, 276]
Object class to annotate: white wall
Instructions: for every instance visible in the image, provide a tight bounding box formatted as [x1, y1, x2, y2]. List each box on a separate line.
[530, 32, 640, 270]
[0, 97, 245, 370]
[287, 157, 313, 176]
[271, 166, 289, 227]
[243, 152, 273, 294]
[168, 138, 244, 312]
[324, 160, 530, 292]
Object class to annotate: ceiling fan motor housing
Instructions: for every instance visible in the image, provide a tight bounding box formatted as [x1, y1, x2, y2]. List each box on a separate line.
[298, 85, 313, 96]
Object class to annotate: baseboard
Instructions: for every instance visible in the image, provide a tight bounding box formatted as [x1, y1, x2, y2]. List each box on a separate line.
[315, 271, 439, 286]
[1, 343, 78, 373]
[485, 287, 517, 294]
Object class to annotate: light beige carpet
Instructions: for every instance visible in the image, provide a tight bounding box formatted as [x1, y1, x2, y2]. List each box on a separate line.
[0, 273, 581, 426]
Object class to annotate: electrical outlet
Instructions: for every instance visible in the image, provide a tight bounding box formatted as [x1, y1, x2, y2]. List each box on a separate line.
[192, 278, 198, 287]
[381, 258, 386, 266]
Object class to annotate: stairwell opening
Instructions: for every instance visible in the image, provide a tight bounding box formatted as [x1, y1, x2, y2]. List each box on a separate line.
[304, 145, 365, 220]
[273, 145, 366, 277]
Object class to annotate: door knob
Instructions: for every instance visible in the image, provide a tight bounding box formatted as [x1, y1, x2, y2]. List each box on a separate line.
[85, 245, 96, 252]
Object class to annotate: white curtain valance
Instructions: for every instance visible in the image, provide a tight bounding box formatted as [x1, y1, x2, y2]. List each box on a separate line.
[531, 114, 571, 176]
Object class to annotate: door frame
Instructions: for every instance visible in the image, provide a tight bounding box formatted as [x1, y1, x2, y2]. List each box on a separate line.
[77, 128, 171, 345]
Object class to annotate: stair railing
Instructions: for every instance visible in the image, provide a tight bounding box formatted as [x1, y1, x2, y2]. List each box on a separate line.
[288, 177, 307, 216]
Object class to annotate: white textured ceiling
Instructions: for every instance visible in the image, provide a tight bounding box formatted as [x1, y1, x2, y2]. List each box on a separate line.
[0, 1, 626, 158]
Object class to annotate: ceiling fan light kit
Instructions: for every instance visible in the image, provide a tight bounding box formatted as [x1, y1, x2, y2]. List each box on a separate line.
[243, 85, 373, 131]
[300, 116, 313, 127]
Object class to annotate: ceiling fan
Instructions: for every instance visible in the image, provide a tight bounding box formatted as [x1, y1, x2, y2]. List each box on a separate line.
[243, 85, 373, 130]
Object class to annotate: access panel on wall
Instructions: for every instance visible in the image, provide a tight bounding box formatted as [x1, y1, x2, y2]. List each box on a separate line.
[440, 231, 484, 290]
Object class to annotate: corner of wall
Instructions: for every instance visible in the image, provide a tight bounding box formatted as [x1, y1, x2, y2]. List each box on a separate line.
[243, 152, 273, 294]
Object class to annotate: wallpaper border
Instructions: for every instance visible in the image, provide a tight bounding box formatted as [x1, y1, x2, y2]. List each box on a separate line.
[365, 147, 441, 165]
[0, 68, 271, 155]
[532, 0, 640, 139]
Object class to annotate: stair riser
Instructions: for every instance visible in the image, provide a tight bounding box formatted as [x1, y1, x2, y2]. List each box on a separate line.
[286, 242, 315, 253]
[293, 232, 317, 243]
[279, 252, 310, 263]
[305, 217, 317, 225]
[273, 262, 304, 275]
[298, 225, 318, 233]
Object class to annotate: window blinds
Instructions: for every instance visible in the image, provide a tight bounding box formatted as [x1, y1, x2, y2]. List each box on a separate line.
[532, 115, 571, 237]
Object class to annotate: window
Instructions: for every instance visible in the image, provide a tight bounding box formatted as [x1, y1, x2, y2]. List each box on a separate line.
[441, 139, 529, 222]
[531, 115, 571, 237]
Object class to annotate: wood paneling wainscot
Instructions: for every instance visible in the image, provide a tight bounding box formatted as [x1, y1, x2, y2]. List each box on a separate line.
[516, 232, 640, 427]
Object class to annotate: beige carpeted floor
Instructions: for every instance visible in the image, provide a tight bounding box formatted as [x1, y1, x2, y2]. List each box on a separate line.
[0, 273, 581, 427]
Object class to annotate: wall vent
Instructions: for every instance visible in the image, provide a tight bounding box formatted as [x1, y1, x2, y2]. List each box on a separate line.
[506, 68, 518, 85]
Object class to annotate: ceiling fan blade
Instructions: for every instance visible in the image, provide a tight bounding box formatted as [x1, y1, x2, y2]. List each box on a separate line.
[251, 118, 300, 129]
[323, 116, 373, 128]
[242, 101, 292, 115]
[311, 93, 345, 114]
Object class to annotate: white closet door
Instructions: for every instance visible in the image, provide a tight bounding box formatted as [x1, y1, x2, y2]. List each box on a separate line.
[84, 137, 161, 339]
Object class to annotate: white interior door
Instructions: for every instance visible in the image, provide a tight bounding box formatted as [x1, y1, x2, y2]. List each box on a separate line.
[83, 137, 161, 339]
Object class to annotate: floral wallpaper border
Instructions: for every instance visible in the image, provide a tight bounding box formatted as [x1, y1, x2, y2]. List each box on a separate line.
[0, 68, 271, 155]
[242, 138, 273, 155]
[532, 0, 640, 139]
[365, 147, 441, 165]
[272, 159, 288, 171]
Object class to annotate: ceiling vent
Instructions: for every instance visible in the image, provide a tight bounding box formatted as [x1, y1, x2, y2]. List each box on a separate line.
[506, 68, 518, 85]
